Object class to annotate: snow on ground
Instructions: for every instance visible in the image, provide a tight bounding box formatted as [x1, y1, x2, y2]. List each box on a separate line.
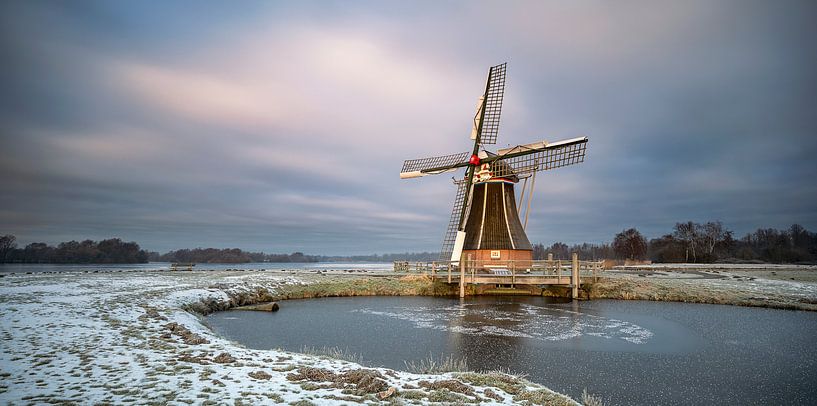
[602, 265, 817, 310]
[0, 270, 577, 405]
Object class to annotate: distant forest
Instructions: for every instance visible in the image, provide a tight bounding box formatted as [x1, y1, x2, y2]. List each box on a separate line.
[0, 237, 150, 264]
[0, 234, 436, 264]
[153, 248, 320, 264]
[1, 222, 815, 264]
[535, 222, 817, 264]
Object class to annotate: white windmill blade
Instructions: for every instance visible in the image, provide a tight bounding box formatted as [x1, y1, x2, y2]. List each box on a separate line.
[490, 136, 588, 179]
[399, 151, 471, 179]
[439, 178, 473, 261]
[477, 62, 507, 145]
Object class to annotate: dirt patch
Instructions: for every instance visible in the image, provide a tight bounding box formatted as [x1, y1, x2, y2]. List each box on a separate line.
[484, 388, 503, 401]
[163, 322, 210, 345]
[286, 366, 389, 395]
[177, 353, 209, 364]
[138, 307, 168, 322]
[248, 370, 271, 380]
[212, 352, 235, 364]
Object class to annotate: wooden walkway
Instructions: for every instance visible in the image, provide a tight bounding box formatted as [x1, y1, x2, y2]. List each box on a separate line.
[395, 254, 603, 298]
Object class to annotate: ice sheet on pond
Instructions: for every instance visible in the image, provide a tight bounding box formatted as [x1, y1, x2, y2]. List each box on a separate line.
[354, 302, 654, 344]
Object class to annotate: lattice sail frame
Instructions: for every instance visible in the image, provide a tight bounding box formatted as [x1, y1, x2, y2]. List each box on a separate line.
[401, 151, 470, 174]
[491, 139, 587, 179]
[397, 62, 589, 260]
[439, 179, 472, 261]
[478, 63, 507, 145]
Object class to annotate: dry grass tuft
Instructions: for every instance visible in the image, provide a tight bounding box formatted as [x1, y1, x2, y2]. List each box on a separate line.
[399, 274, 434, 282]
[418, 379, 475, 396]
[163, 322, 209, 345]
[404, 354, 469, 374]
[513, 388, 576, 405]
[582, 389, 605, 406]
[456, 371, 526, 395]
[247, 370, 271, 380]
[286, 366, 388, 395]
[299, 345, 362, 364]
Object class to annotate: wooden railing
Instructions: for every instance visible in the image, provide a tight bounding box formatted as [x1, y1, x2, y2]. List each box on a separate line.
[394, 254, 604, 298]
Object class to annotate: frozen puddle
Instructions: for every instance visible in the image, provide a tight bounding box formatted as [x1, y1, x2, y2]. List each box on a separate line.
[354, 302, 654, 344]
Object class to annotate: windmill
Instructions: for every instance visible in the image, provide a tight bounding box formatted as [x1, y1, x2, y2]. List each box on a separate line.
[400, 63, 588, 266]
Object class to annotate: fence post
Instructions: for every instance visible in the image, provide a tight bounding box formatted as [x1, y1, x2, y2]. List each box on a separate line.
[460, 255, 469, 298]
[571, 253, 579, 299]
[547, 253, 553, 275]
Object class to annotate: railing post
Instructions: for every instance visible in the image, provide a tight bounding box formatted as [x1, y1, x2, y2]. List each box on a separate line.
[460, 255, 469, 298]
[571, 253, 579, 299]
[547, 253, 553, 275]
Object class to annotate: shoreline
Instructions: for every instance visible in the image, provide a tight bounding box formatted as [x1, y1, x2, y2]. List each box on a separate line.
[0, 270, 579, 405]
[2, 266, 815, 404]
[222, 267, 817, 313]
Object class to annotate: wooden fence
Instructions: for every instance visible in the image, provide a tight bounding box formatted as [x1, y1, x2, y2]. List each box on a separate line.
[394, 253, 603, 298]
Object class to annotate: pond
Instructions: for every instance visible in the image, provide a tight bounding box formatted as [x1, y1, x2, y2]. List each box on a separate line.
[206, 296, 817, 405]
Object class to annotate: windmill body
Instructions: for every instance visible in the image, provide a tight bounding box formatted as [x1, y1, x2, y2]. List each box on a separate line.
[400, 63, 588, 268]
[461, 176, 533, 263]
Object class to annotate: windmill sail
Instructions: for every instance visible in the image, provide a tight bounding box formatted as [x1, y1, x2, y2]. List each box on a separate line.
[490, 137, 587, 179]
[400, 151, 471, 178]
[398, 63, 590, 266]
[477, 63, 507, 145]
[439, 179, 472, 261]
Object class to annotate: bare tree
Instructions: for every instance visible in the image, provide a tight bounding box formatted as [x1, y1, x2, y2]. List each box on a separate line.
[0, 234, 16, 262]
[613, 228, 647, 260]
[673, 222, 698, 262]
[701, 221, 725, 256]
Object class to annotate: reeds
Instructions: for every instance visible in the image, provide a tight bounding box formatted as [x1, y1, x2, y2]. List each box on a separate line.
[582, 388, 605, 406]
[403, 353, 469, 374]
[299, 345, 363, 364]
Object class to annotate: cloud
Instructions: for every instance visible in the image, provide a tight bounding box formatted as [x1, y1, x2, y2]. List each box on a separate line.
[1, 1, 816, 254]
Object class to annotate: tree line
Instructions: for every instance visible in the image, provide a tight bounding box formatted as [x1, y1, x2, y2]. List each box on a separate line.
[534, 222, 817, 264]
[0, 235, 149, 264]
[153, 248, 320, 264]
[0, 234, 435, 264]
[3, 222, 815, 265]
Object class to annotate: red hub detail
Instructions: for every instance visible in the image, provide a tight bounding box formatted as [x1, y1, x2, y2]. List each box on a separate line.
[469, 154, 480, 166]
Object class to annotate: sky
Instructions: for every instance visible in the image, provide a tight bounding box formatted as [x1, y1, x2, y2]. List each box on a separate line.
[1, 1, 816, 255]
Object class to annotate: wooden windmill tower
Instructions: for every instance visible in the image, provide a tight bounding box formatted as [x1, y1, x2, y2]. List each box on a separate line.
[400, 63, 588, 266]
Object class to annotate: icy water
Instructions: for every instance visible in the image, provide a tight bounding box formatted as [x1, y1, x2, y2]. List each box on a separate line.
[207, 296, 817, 405]
[0, 261, 393, 273]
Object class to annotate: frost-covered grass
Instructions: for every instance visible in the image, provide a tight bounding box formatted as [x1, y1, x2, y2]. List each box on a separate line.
[3, 266, 810, 405]
[590, 266, 817, 311]
[0, 270, 579, 405]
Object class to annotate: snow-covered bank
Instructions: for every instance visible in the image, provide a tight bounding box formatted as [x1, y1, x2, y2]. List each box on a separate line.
[0, 270, 578, 405]
[593, 266, 817, 310]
